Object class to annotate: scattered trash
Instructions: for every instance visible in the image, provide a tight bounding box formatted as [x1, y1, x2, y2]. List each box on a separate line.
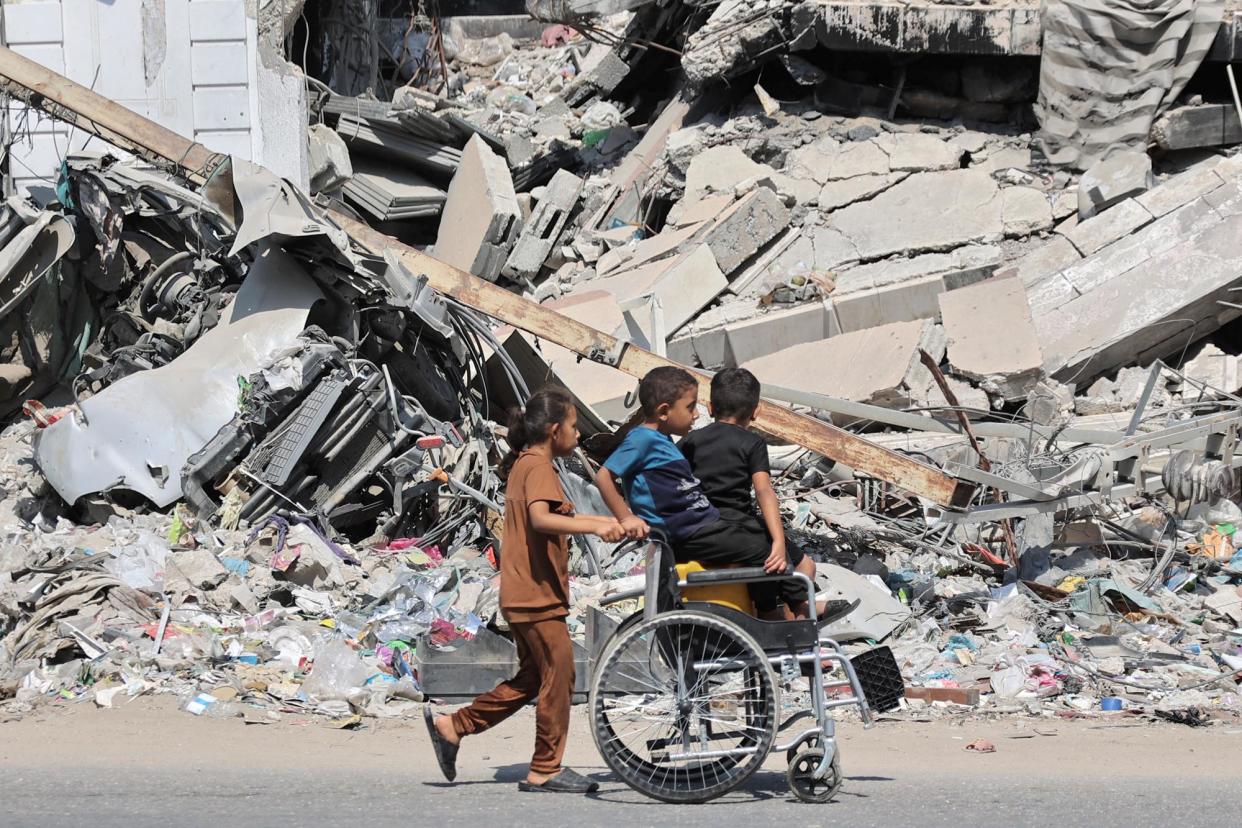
[2, 3, 1242, 736]
[964, 739, 997, 753]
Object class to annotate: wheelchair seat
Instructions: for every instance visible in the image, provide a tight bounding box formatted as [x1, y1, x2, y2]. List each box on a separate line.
[676, 561, 754, 613]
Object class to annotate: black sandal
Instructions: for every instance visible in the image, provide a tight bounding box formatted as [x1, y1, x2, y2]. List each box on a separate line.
[423, 707, 459, 782]
[817, 598, 861, 627]
[517, 768, 600, 793]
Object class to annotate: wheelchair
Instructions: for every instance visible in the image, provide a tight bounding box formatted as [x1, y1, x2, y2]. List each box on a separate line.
[590, 538, 904, 804]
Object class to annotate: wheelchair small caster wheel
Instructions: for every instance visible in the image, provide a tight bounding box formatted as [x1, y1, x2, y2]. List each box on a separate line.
[787, 748, 841, 804]
[785, 733, 821, 765]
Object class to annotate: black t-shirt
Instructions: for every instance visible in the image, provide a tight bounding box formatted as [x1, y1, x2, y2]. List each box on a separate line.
[678, 421, 770, 517]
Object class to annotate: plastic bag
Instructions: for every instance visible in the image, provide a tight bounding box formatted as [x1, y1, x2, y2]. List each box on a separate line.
[301, 638, 374, 702]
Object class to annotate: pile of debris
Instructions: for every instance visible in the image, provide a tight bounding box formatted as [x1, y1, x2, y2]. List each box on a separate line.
[2, 1, 1242, 725]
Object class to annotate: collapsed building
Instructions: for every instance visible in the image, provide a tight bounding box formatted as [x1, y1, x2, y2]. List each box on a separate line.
[1, 0, 1242, 721]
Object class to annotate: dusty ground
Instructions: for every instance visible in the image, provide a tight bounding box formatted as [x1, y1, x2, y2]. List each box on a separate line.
[2, 696, 1240, 827]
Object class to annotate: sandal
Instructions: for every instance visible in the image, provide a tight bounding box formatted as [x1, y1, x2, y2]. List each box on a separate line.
[423, 707, 459, 782]
[517, 767, 600, 793]
[816, 598, 860, 627]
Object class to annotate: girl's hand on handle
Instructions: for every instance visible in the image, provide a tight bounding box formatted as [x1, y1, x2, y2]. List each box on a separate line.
[620, 515, 649, 539]
[593, 519, 627, 543]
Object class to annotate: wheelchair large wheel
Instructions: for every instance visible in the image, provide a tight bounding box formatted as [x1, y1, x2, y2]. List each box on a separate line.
[591, 610, 776, 803]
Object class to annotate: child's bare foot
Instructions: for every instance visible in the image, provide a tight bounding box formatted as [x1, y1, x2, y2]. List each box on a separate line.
[434, 714, 461, 746]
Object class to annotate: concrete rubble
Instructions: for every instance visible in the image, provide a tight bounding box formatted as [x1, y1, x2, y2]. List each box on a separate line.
[2, 2, 1242, 730]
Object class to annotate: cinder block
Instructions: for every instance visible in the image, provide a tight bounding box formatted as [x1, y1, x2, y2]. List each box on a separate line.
[502, 169, 583, 280]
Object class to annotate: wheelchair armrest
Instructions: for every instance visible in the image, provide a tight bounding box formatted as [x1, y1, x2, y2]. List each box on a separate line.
[683, 566, 769, 585]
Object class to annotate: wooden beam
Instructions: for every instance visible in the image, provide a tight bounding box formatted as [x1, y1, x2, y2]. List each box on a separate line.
[341, 216, 974, 508]
[1151, 104, 1242, 151]
[0, 46, 220, 183]
[0, 46, 975, 509]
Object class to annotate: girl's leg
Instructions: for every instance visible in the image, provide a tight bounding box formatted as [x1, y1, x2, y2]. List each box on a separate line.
[437, 622, 541, 744]
[524, 617, 575, 784]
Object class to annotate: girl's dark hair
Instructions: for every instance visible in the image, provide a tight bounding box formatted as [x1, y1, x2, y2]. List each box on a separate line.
[500, 386, 576, 476]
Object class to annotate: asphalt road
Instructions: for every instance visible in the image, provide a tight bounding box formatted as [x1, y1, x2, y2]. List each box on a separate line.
[3, 697, 1239, 828]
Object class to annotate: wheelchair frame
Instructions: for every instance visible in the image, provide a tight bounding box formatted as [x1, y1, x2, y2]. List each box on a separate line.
[591, 538, 891, 803]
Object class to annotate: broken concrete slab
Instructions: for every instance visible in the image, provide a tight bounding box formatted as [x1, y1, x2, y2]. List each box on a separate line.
[668, 192, 736, 228]
[878, 132, 965, 172]
[1038, 212, 1242, 385]
[1002, 186, 1053, 236]
[950, 131, 989, 155]
[833, 245, 1002, 298]
[1136, 157, 1226, 218]
[1028, 195, 1223, 317]
[975, 145, 1033, 174]
[927, 376, 992, 412]
[683, 144, 776, 204]
[723, 301, 834, 366]
[831, 274, 946, 334]
[636, 244, 727, 341]
[783, 135, 842, 185]
[829, 169, 1005, 261]
[742, 318, 946, 412]
[596, 219, 705, 277]
[699, 186, 791, 275]
[1058, 197, 1154, 257]
[1078, 150, 1153, 219]
[502, 169, 583, 281]
[939, 276, 1044, 402]
[762, 171, 821, 207]
[728, 227, 807, 298]
[811, 225, 860, 272]
[998, 235, 1083, 288]
[817, 173, 906, 212]
[433, 135, 522, 282]
[825, 139, 891, 180]
[1176, 342, 1239, 395]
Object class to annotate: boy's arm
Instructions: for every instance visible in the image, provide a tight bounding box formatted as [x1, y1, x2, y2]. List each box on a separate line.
[528, 501, 625, 542]
[594, 467, 649, 538]
[752, 470, 787, 573]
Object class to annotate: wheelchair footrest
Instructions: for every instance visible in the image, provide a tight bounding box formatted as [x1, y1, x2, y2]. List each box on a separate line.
[848, 646, 904, 712]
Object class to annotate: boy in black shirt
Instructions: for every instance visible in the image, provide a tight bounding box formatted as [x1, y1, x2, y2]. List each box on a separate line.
[679, 368, 820, 618]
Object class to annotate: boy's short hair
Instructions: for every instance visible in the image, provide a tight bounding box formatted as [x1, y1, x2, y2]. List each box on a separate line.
[710, 368, 761, 419]
[638, 366, 699, 416]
